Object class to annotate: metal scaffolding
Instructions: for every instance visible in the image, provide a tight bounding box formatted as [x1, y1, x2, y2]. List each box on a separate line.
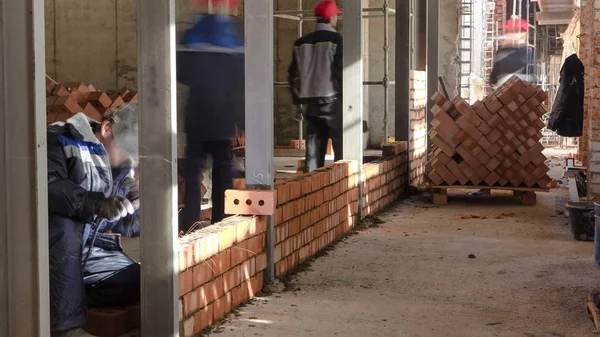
[274, 1, 396, 145]
[482, 0, 497, 94]
[458, 0, 474, 102]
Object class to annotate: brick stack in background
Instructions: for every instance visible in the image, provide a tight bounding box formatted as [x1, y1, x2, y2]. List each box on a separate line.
[272, 141, 408, 276]
[409, 71, 427, 186]
[289, 139, 334, 156]
[426, 76, 552, 189]
[45, 75, 137, 125]
[178, 216, 267, 336]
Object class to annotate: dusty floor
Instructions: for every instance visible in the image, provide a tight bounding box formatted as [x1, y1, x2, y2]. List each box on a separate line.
[208, 148, 600, 337]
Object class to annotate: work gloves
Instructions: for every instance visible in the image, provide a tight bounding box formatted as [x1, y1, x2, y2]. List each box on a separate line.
[95, 196, 135, 222]
[293, 105, 304, 122]
[125, 176, 140, 211]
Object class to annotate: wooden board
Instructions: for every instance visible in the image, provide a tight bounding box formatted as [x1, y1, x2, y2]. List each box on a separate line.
[429, 186, 541, 206]
[427, 184, 549, 193]
[587, 288, 600, 332]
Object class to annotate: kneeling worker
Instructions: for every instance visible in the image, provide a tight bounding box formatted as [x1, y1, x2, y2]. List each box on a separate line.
[48, 104, 141, 337]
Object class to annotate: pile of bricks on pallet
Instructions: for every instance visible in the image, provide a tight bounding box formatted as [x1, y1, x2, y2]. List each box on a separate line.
[178, 216, 267, 336]
[426, 76, 552, 189]
[272, 141, 408, 276]
[45, 75, 137, 125]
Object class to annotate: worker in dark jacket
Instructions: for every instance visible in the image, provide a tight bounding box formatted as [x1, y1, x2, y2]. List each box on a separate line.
[490, 18, 535, 88]
[288, 0, 343, 172]
[48, 104, 141, 337]
[177, 13, 245, 232]
[548, 54, 585, 137]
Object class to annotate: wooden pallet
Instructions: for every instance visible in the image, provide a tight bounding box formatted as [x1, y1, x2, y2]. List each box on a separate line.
[587, 288, 600, 332]
[429, 184, 549, 205]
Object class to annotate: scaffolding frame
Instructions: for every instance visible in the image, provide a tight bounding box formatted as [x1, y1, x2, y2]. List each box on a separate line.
[274, 1, 396, 145]
[458, 0, 474, 101]
[482, 0, 497, 94]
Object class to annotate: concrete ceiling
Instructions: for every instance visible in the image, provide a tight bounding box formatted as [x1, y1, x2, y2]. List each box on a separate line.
[535, 0, 576, 25]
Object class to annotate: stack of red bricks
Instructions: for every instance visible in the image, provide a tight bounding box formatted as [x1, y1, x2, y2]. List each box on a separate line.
[45, 75, 137, 125]
[426, 76, 552, 189]
[178, 216, 267, 336]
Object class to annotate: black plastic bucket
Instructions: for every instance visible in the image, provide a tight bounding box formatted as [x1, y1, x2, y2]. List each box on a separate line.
[566, 202, 595, 241]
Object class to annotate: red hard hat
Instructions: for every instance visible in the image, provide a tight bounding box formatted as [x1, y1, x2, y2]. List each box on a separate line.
[504, 19, 529, 32]
[314, 0, 342, 19]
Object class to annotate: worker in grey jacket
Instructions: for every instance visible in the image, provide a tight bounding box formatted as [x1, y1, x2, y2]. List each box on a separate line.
[288, 0, 343, 172]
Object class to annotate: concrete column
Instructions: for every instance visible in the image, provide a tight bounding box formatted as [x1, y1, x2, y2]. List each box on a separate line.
[244, 0, 275, 280]
[137, 0, 179, 334]
[426, 0, 440, 157]
[343, 0, 364, 218]
[0, 0, 50, 335]
[395, 0, 410, 142]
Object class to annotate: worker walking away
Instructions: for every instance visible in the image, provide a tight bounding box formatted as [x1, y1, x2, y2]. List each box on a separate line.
[177, 3, 245, 232]
[288, 0, 343, 172]
[490, 17, 536, 89]
[48, 104, 141, 337]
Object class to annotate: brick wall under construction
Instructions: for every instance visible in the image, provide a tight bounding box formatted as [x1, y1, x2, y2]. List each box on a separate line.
[176, 142, 410, 336]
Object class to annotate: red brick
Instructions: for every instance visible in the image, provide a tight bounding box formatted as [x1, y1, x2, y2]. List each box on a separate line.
[240, 257, 256, 282]
[235, 219, 251, 242]
[184, 289, 201, 316]
[276, 183, 290, 205]
[179, 270, 193, 296]
[194, 303, 213, 333]
[246, 234, 264, 257]
[192, 262, 213, 288]
[231, 241, 247, 266]
[205, 277, 224, 304]
[87, 91, 112, 111]
[275, 207, 283, 225]
[217, 224, 237, 250]
[213, 293, 232, 321]
[223, 265, 242, 293]
[178, 244, 194, 272]
[249, 273, 264, 297]
[275, 259, 288, 276]
[212, 249, 231, 276]
[232, 283, 250, 307]
[224, 190, 276, 216]
[288, 180, 302, 200]
[288, 217, 301, 236]
[256, 252, 268, 272]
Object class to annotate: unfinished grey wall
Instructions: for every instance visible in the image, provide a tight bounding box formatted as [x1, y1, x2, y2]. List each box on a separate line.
[439, 0, 460, 98]
[366, 0, 396, 147]
[43, 0, 424, 150]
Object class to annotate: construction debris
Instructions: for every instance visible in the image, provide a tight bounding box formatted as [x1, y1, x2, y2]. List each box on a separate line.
[426, 76, 552, 189]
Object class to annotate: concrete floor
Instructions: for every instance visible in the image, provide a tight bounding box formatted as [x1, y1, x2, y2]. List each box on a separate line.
[207, 148, 600, 337]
